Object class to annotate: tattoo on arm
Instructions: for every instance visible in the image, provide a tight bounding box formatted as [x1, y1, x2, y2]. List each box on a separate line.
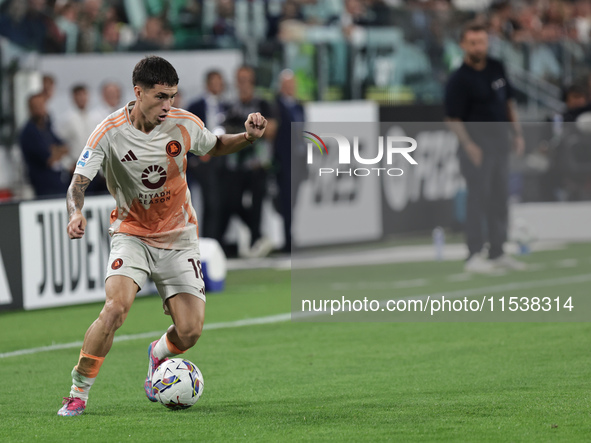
[66, 174, 91, 219]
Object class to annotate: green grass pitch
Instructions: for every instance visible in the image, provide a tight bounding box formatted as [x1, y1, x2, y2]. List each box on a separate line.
[1, 243, 590, 442]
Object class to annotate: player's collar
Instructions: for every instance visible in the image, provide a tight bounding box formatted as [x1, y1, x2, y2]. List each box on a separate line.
[125, 101, 164, 139]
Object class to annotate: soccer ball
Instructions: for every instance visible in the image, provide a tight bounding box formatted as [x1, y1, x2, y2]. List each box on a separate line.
[151, 358, 204, 410]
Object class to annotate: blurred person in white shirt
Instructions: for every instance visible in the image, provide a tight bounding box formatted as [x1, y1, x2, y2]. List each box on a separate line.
[57, 84, 103, 171]
[96, 81, 123, 116]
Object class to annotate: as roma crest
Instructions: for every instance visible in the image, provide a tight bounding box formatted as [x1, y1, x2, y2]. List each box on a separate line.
[166, 140, 182, 157]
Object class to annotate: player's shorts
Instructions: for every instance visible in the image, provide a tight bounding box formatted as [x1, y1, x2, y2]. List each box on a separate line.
[105, 234, 205, 313]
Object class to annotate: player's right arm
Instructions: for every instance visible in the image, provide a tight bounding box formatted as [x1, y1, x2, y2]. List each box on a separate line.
[66, 173, 91, 239]
[66, 119, 108, 239]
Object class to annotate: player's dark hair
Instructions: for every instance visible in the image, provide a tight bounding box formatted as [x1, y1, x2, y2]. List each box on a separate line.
[460, 21, 487, 41]
[72, 84, 87, 94]
[132, 56, 179, 89]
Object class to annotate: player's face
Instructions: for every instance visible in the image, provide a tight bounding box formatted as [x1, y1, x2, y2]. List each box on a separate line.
[461, 30, 488, 64]
[137, 83, 178, 126]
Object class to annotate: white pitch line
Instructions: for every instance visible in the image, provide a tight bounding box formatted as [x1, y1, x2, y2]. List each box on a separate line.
[0, 313, 291, 359]
[330, 279, 428, 291]
[292, 273, 591, 320]
[556, 259, 579, 268]
[446, 273, 472, 282]
[3, 273, 590, 359]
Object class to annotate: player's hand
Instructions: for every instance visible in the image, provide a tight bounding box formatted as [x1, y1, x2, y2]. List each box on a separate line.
[244, 112, 267, 141]
[513, 134, 525, 157]
[465, 142, 483, 167]
[67, 212, 87, 239]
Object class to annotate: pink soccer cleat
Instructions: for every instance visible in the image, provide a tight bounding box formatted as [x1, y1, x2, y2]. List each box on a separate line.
[145, 340, 167, 402]
[57, 397, 86, 416]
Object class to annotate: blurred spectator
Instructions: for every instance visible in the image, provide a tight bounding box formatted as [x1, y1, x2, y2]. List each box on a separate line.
[572, 0, 591, 43]
[328, 0, 376, 40]
[445, 21, 525, 273]
[529, 43, 562, 83]
[188, 71, 226, 131]
[42, 74, 56, 101]
[541, 83, 591, 201]
[130, 16, 174, 51]
[277, 1, 307, 43]
[273, 69, 304, 253]
[54, 2, 80, 53]
[77, 0, 105, 52]
[20, 93, 70, 197]
[488, 1, 522, 41]
[221, 66, 277, 257]
[559, 114, 591, 199]
[99, 18, 121, 52]
[173, 88, 185, 108]
[0, 0, 53, 52]
[57, 84, 102, 170]
[267, 0, 303, 39]
[212, 0, 237, 45]
[561, 83, 590, 122]
[186, 70, 227, 241]
[97, 81, 123, 115]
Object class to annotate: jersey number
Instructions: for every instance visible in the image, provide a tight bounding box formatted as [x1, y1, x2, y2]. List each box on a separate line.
[188, 259, 204, 280]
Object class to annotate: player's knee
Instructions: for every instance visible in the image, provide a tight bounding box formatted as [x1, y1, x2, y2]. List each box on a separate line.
[177, 322, 203, 349]
[100, 299, 130, 331]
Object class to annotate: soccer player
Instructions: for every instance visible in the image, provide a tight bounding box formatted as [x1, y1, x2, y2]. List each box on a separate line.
[57, 56, 267, 416]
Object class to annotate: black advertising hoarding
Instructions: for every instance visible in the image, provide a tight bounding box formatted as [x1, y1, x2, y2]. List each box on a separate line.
[18, 196, 114, 310]
[0, 202, 23, 311]
[379, 105, 461, 236]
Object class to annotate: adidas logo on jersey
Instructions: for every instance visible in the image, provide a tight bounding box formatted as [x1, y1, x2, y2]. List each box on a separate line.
[121, 150, 138, 162]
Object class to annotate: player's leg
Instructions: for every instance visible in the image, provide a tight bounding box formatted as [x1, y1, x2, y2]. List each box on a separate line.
[165, 293, 205, 350]
[145, 247, 206, 401]
[58, 276, 138, 416]
[145, 295, 205, 400]
[150, 293, 205, 359]
[59, 235, 149, 416]
[80, 276, 138, 357]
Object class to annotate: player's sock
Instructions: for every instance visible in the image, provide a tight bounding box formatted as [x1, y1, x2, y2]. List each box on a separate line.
[152, 332, 186, 360]
[69, 350, 104, 401]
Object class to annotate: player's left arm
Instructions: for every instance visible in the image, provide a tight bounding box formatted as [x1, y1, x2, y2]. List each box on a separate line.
[506, 99, 525, 156]
[209, 112, 268, 157]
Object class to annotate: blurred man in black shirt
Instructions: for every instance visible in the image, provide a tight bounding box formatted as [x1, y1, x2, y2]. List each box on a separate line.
[187, 70, 227, 241]
[273, 70, 305, 253]
[221, 66, 277, 257]
[445, 21, 526, 273]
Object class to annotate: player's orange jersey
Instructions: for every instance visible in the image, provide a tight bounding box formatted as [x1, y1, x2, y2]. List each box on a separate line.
[74, 102, 217, 249]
